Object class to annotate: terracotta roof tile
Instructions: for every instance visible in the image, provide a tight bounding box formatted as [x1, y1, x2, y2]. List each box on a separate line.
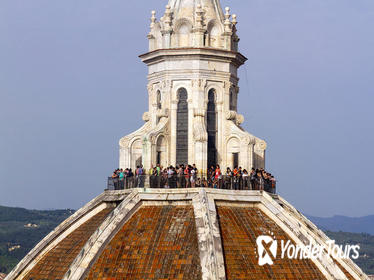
[85, 205, 202, 280]
[217, 206, 328, 280]
[23, 206, 114, 280]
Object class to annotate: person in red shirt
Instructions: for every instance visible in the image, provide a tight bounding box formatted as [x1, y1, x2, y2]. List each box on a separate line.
[214, 165, 222, 188]
[184, 165, 190, 188]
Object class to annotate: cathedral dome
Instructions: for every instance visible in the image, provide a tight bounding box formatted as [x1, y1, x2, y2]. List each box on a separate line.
[5, 189, 369, 280]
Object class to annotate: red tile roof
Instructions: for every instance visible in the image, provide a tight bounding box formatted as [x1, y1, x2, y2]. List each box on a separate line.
[22, 207, 114, 280]
[86, 205, 202, 280]
[217, 206, 328, 280]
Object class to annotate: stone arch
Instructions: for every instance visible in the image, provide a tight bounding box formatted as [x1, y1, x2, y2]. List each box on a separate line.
[176, 88, 188, 165]
[156, 135, 168, 168]
[207, 20, 222, 48]
[174, 18, 192, 47]
[130, 139, 143, 170]
[227, 137, 240, 168]
[206, 83, 224, 104]
[207, 89, 217, 168]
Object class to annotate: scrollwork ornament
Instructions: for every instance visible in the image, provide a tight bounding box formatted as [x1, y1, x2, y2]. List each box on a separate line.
[257, 140, 267, 150]
[142, 112, 150, 122]
[236, 114, 244, 125]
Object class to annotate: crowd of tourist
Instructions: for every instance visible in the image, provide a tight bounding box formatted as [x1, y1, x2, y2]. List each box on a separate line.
[109, 164, 277, 193]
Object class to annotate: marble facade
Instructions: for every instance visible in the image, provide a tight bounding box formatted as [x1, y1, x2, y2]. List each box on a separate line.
[119, 0, 267, 173]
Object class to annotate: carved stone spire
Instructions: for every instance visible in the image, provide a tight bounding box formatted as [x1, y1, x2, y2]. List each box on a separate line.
[167, 0, 224, 23]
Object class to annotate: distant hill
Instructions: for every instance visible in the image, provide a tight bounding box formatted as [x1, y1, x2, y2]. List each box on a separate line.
[326, 231, 374, 274]
[0, 205, 73, 274]
[308, 215, 374, 235]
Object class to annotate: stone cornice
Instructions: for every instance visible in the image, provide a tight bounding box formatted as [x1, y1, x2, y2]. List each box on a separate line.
[139, 48, 247, 67]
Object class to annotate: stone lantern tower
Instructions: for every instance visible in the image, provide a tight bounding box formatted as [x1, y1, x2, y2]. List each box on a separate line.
[119, 0, 267, 172]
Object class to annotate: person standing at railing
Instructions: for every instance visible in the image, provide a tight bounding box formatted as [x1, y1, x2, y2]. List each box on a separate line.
[149, 165, 154, 188]
[136, 165, 144, 188]
[190, 166, 196, 188]
[213, 165, 222, 189]
[242, 169, 249, 190]
[256, 170, 264, 190]
[167, 166, 176, 188]
[233, 167, 239, 190]
[111, 170, 119, 190]
[270, 176, 277, 194]
[192, 164, 198, 188]
[183, 165, 188, 188]
[207, 166, 214, 187]
[225, 168, 232, 189]
[238, 167, 243, 190]
[119, 169, 125, 190]
[250, 168, 256, 190]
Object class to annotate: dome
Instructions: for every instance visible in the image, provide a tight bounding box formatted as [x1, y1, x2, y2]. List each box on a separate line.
[5, 189, 369, 280]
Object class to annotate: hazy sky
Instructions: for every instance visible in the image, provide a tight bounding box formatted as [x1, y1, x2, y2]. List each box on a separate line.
[0, 0, 373, 217]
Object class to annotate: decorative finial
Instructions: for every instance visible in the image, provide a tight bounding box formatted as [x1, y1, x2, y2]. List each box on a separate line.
[224, 7, 232, 32]
[232, 14, 237, 26]
[195, 4, 204, 28]
[150, 11, 156, 28]
[225, 7, 231, 20]
[163, 5, 172, 32]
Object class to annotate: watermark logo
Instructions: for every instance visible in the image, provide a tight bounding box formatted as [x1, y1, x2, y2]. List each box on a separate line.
[256, 235, 278, 266]
[256, 235, 360, 266]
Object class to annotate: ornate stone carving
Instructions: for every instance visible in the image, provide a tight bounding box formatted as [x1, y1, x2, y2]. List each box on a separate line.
[161, 79, 172, 90]
[156, 109, 169, 118]
[142, 112, 150, 122]
[119, 1, 268, 171]
[241, 135, 256, 146]
[193, 120, 207, 142]
[226, 111, 244, 125]
[226, 111, 236, 120]
[194, 4, 206, 29]
[256, 140, 267, 150]
[236, 114, 244, 125]
[223, 81, 232, 92]
[119, 136, 130, 148]
[192, 79, 207, 91]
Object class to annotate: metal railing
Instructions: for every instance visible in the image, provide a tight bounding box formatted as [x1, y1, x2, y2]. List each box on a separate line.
[107, 175, 276, 194]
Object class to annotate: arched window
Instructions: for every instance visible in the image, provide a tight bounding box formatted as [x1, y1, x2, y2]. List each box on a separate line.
[176, 88, 188, 165]
[207, 89, 217, 167]
[175, 20, 192, 47]
[207, 22, 220, 48]
[156, 90, 162, 110]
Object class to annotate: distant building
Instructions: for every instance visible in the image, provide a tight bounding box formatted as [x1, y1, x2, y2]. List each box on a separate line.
[7, 245, 21, 252]
[24, 223, 38, 228]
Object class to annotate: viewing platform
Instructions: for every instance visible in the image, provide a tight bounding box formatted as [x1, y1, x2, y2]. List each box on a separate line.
[106, 175, 277, 194]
